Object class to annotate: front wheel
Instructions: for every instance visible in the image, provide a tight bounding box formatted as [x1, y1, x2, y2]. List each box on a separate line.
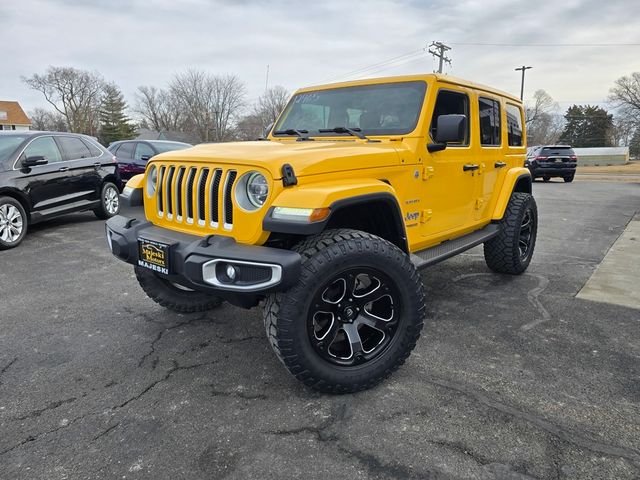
[0, 197, 27, 250]
[94, 182, 120, 219]
[135, 266, 223, 313]
[263, 229, 426, 394]
[483, 192, 538, 275]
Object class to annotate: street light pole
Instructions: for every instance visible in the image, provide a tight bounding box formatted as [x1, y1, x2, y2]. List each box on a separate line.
[515, 65, 532, 101]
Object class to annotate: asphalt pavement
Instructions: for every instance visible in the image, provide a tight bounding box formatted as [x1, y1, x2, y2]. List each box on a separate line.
[0, 180, 639, 480]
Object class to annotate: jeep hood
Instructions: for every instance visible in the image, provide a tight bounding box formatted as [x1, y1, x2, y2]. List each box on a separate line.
[151, 140, 403, 178]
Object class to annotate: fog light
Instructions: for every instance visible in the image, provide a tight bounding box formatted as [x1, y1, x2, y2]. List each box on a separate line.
[226, 264, 237, 281]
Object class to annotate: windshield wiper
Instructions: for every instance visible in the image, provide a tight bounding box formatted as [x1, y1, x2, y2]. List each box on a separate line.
[273, 129, 313, 141]
[318, 126, 367, 140]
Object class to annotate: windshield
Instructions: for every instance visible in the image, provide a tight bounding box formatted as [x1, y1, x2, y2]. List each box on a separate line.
[274, 81, 427, 137]
[0, 135, 28, 162]
[153, 142, 191, 153]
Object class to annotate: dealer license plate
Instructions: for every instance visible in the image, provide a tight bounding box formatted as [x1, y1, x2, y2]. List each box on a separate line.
[138, 238, 170, 274]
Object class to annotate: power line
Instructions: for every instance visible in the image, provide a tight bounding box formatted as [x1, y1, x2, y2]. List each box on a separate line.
[451, 42, 640, 47]
[322, 48, 425, 82]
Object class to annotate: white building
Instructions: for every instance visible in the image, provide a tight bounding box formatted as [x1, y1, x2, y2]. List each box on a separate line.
[0, 101, 32, 131]
[572, 147, 629, 166]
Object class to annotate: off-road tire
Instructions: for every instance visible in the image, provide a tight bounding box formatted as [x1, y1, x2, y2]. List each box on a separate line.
[483, 192, 537, 275]
[263, 229, 426, 394]
[0, 196, 28, 250]
[135, 266, 223, 313]
[93, 182, 120, 219]
[564, 174, 575, 183]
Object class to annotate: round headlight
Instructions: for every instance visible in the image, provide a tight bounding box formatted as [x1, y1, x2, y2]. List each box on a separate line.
[235, 171, 269, 211]
[146, 165, 157, 196]
[247, 172, 269, 207]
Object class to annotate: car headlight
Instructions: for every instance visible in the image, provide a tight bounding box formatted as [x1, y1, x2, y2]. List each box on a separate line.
[235, 171, 269, 211]
[146, 165, 157, 196]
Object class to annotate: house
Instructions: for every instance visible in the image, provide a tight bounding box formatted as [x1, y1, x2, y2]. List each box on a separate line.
[0, 101, 32, 131]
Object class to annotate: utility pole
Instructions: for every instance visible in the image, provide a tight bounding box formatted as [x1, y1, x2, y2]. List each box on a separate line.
[265, 64, 270, 93]
[515, 65, 532, 100]
[428, 41, 452, 73]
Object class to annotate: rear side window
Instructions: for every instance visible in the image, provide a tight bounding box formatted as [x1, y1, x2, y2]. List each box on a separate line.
[479, 97, 501, 146]
[115, 142, 135, 159]
[506, 104, 523, 146]
[23, 136, 63, 163]
[430, 90, 470, 146]
[81, 138, 104, 157]
[57, 136, 92, 161]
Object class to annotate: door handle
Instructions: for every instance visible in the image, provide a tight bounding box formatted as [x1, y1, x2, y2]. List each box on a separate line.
[463, 164, 479, 172]
[58, 166, 69, 172]
[494, 162, 507, 168]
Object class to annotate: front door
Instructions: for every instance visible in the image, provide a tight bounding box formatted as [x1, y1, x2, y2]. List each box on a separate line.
[420, 87, 477, 240]
[19, 136, 70, 215]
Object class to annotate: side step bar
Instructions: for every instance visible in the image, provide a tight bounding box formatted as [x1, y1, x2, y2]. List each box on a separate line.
[410, 223, 501, 269]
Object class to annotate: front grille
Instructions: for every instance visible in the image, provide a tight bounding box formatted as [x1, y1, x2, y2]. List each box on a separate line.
[155, 163, 237, 231]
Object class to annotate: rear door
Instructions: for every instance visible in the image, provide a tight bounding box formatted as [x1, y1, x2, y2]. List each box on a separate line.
[134, 142, 155, 169]
[474, 96, 503, 221]
[54, 135, 103, 204]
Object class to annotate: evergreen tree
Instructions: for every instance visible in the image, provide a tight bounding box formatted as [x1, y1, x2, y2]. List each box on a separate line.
[98, 83, 136, 145]
[630, 128, 640, 159]
[559, 105, 613, 147]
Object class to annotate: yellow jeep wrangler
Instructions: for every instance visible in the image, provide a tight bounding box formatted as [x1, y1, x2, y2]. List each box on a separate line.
[106, 74, 537, 393]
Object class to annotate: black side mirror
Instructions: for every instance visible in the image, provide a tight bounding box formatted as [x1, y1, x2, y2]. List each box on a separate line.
[22, 156, 48, 167]
[427, 114, 467, 152]
[140, 155, 151, 162]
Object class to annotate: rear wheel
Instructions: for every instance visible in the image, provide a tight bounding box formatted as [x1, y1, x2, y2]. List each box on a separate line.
[263, 229, 425, 394]
[135, 266, 223, 313]
[94, 182, 120, 219]
[483, 192, 537, 275]
[0, 197, 27, 250]
[564, 174, 575, 183]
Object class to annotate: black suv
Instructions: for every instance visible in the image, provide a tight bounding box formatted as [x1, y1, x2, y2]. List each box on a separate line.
[0, 131, 121, 249]
[526, 145, 578, 182]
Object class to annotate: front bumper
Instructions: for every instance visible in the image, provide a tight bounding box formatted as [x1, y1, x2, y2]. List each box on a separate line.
[105, 213, 301, 304]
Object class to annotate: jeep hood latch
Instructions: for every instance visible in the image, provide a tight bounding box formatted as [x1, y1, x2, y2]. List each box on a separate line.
[281, 164, 298, 187]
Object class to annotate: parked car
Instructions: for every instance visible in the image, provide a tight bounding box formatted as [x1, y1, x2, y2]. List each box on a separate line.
[526, 145, 578, 182]
[106, 73, 537, 393]
[108, 140, 192, 188]
[0, 131, 121, 249]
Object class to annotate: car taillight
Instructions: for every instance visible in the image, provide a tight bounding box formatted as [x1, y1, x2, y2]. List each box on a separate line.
[535, 155, 548, 160]
[570, 155, 577, 160]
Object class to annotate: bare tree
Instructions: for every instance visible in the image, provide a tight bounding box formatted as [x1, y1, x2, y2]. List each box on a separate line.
[234, 113, 264, 140]
[28, 108, 67, 132]
[133, 86, 183, 132]
[525, 90, 564, 146]
[22, 66, 105, 135]
[609, 72, 640, 117]
[169, 70, 246, 142]
[610, 110, 637, 146]
[256, 85, 290, 126]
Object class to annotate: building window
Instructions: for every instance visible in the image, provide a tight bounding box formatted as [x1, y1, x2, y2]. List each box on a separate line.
[0, 111, 7, 120]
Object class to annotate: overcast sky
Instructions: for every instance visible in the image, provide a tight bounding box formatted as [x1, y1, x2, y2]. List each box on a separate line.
[2, 0, 639, 116]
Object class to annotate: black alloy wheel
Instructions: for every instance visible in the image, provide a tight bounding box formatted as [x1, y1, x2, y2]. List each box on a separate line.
[308, 267, 401, 367]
